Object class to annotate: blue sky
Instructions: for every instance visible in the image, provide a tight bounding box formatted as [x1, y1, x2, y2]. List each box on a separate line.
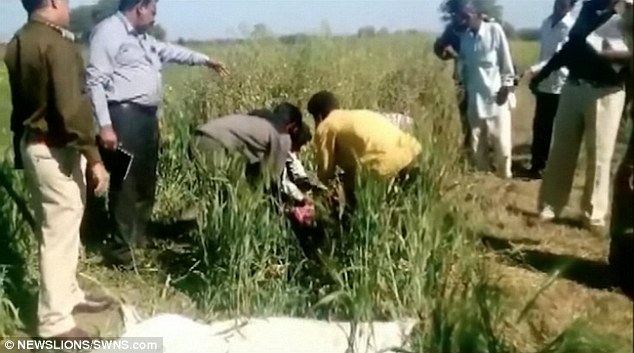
[0, 0, 560, 42]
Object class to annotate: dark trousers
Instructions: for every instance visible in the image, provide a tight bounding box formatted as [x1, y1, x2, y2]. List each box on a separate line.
[530, 93, 560, 171]
[609, 108, 634, 301]
[100, 103, 159, 261]
[458, 88, 470, 149]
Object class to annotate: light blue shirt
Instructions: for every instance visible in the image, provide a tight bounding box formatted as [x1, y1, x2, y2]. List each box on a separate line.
[86, 12, 211, 129]
[459, 21, 516, 119]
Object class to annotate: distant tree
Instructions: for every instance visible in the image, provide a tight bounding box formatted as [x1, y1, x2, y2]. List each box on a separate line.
[502, 21, 517, 39]
[516, 28, 541, 41]
[69, 0, 167, 42]
[251, 23, 273, 39]
[357, 26, 376, 38]
[377, 27, 390, 36]
[149, 24, 167, 41]
[439, 0, 503, 22]
[279, 33, 311, 45]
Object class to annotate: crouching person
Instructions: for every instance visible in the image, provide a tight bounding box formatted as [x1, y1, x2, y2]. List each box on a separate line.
[306, 90, 422, 216]
[189, 103, 302, 184]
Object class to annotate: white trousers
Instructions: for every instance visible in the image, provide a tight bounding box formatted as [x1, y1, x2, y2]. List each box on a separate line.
[468, 105, 513, 179]
[21, 138, 88, 337]
[538, 81, 625, 225]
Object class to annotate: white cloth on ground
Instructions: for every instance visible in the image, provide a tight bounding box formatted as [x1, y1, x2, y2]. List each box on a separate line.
[93, 305, 419, 353]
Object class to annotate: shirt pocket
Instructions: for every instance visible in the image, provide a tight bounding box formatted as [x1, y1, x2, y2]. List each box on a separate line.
[115, 41, 147, 67]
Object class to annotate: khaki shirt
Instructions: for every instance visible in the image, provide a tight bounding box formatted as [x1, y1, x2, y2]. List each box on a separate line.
[4, 16, 101, 167]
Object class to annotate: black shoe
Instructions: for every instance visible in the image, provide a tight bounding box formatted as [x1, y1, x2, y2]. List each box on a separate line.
[527, 167, 544, 180]
[102, 246, 134, 270]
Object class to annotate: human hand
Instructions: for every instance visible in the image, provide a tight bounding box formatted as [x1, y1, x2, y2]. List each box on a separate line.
[99, 126, 118, 151]
[206, 59, 230, 77]
[90, 162, 109, 197]
[443, 46, 459, 60]
[529, 73, 545, 95]
[496, 86, 510, 105]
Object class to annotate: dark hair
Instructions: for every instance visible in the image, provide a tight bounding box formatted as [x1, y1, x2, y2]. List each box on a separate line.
[248, 108, 276, 121]
[307, 91, 339, 120]
[273, 102, 303, 127]
[291, 122, 312, 148]
[119, 0, 156, 12]
[21, 0, 45, 14]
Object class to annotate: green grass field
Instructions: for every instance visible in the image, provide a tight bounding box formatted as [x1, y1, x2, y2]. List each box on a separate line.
[1, 35, 632, 352]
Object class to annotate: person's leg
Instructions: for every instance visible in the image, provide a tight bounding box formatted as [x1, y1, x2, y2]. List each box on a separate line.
[488, 106, 513, 179]
[531, 93, 560, 174]
[70, 156, 87, 307]
[101, 105, 155, 267]
[132, 112, 160, 246]
[538, 83, 586, 219]
[458, 89, 471, 150]
[581, 87, 626, 227]
[608, 155, 634, 300]
[470, 118, 490, 172]
[20, 141, 85, 338]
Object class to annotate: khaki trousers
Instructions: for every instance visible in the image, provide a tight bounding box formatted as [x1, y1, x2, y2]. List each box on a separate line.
[20, 138, 87, 338]
[468, 105, 513, 179]
[538, 81, 626, 225]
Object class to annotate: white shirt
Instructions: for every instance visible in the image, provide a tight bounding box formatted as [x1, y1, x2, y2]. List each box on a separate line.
[586, 13, 630, 73]
[530, 12, 575, 94]
[281, 152, 309, 202]
[382, 113, 414, 132]
[459, 21, 516, 119]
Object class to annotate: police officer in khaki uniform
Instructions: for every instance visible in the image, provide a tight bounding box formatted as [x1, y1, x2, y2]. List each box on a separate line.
[5, 0, 112, 339]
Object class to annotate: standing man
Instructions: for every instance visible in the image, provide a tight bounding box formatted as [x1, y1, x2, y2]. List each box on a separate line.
[86, 0, 229, 268]
[524, 0, 577, 179]
[5, 0, 111, 339]
[434, 8, 497, 152]
[530, 0, 631, 231]
[434, 21, 471, 150]
[455, 1, 517, 179]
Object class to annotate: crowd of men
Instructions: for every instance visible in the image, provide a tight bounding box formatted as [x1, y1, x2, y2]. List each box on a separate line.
[434, 0, 632, 299]
[2, 0, 632, 341]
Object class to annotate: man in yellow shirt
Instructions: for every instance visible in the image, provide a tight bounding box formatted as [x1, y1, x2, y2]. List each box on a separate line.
[307, 90, 422, 210]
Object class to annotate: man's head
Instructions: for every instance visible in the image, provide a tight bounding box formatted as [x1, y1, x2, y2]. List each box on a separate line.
[290, 122, 312, 152]
[119, 0, 158, 33]
[307, 91, 340, 126]
[22, 0, 70, 27]
[453, 1, 482, 31]
[553, 0, 577, 17]
[273, 102, 303, 136]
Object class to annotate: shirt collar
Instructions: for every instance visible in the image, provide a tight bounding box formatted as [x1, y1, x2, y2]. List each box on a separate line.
[29, 15, 75, 42]
[469, 21, 487, 37]
[116, 11, 140, 35]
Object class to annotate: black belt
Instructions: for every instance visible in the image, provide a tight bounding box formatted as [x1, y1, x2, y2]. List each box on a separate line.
[108, 101, 158, 116]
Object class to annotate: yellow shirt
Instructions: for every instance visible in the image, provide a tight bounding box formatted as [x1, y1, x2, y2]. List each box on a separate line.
[314, 109, 422, 183]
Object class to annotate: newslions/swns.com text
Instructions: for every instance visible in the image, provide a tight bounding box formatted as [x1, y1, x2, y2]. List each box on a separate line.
[2, 337, 163, 352]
